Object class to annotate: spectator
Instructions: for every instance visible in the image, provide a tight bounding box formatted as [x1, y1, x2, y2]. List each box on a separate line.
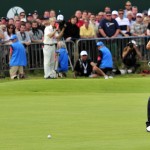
[132, 6, 138, 21]
[4, 24, 16, 44]
[55, 41, 68, 77]
[116, 9, 130, 37]
[126, 11, 135, 28]
[14, 15, 20, 22]
[111, 10, 118, 19]
[146, 40, 150, 50]
[16, 24, 31, 47]
[19, 12, 26, 22]
[32, 10, 38, 20]
[80, 18, 95, 38]
[147, 22, 150, 36]
[99, 11, 120, 38]
[81, 10, 88, 21]
[96, 41, 113, 77]
[0, 25, 5, 42]
[27, 13, 33, 22]
[8, 18, 14, 25]
[130, 13, 147, 58]
[74, 50, 108, 79]
[9, 34, 27, 79]
[143, 16, 150, 27]
[43, 10, 50, 19]
[43, 17, 65, 79]
[104, 6, 111, 13]
[122, 40, 141, 73]
[75, 10, 84, 27]
[89, 13, 99, 37]
[29, 21, 43, 43]
[63, 15, 80, 41]
[96, 12, 104, 24]
[124, 1, 132, 18]
[14, 20, 21, 32]
[49, 9, 56, 18]
[25, 21, 32, 32]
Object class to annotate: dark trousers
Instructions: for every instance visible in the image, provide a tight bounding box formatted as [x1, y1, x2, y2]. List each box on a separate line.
[146, 97, 150, 127]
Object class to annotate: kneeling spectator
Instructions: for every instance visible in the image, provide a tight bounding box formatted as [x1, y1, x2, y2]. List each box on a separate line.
[96, 41, 113, 78]
[55, 41, 68, 77]
[74, 50, 108, 79]
[122, 40, 142, 73]
[9, 34, 27, 79]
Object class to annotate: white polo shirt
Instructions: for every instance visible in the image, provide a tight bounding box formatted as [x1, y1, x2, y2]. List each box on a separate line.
[43, 25, 58, 44]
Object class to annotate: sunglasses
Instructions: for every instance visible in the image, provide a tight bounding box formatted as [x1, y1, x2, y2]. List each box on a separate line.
[126, 4, 131, 6]
[119, 13, 124, 15]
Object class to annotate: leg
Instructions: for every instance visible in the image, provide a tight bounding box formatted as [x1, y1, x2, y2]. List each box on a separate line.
[9, 66, 19, 79]
[18, 66, 25, 79]
[43, 46, 51, 78]
[146, 97, 150, 127]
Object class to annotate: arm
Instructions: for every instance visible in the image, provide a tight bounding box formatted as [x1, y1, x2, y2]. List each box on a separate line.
[122, 46, 130, 58]
[99, 28, 108, 37]
[134, 45, 142, 59]
[146, 41, 150, 50]
[9, 46, 13, 61]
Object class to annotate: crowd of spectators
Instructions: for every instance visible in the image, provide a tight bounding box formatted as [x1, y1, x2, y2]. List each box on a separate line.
[0, 1, 149, 45]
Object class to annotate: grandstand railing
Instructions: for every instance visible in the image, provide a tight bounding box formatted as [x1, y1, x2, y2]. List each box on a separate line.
[0, 36, 150, 74]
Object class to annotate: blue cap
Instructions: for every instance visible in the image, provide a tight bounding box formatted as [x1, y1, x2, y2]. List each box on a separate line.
[10, 34, 18, 40]
[96, 41, 104, 46]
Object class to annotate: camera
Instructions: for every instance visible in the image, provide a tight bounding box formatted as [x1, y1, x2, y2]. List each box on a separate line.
[127, 42, 134, 49]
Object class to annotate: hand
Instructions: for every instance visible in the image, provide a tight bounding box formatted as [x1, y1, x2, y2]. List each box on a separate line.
[66, 37, 71, 41]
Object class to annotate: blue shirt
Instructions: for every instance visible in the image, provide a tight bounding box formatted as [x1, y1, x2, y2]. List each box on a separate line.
[56, 47, 68, 72]
[9, 40, 27, 67]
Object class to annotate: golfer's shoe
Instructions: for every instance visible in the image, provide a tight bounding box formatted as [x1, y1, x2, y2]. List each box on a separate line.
[146, 126, 150, 132]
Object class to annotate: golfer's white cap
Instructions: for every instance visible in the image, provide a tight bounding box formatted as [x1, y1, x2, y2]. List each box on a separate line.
[57, 14, 64, 21]
[80, 51, 88, 56]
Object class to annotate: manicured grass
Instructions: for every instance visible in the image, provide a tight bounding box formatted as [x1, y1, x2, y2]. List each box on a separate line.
[0, 77, 150, 150]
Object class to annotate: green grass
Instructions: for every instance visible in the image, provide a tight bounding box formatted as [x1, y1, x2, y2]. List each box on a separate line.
[0, 77, 150, 150]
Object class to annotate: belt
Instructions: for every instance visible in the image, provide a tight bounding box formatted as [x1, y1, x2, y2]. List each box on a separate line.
[44, 43, 57, 46]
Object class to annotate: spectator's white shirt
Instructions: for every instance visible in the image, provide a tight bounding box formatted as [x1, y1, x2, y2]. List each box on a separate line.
[43, 25, 58, 44]
[116, 17, 130, 33]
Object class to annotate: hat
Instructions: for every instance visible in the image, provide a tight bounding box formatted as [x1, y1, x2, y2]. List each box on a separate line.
[27, 13, 32, 17]
[33, 10, 38, 14]
[136, 13, 143, 17]
[10, 34, 18, 40]
[112, 10, 118, 15]
[106, 11, 111, 15]
[57, 14, 64, 21]
[80, 51, 88, 56]
[1, 17, 7, 21]
[96, 41, 104, 46]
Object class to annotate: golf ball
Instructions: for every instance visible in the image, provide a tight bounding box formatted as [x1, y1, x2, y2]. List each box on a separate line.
[47, 134, 52, 139]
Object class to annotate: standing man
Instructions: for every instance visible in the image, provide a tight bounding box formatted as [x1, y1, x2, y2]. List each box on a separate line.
[9, 34, 27, 79]
[43, 17, 65, 79]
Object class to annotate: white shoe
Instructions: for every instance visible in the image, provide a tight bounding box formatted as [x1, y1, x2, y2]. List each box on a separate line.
[146, 126, 150, 132]
[109, 76, 113, 79]
[104, 75, 109, 79]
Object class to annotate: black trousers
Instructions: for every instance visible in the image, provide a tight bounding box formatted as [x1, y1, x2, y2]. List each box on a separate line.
[146, 97, 150, 127]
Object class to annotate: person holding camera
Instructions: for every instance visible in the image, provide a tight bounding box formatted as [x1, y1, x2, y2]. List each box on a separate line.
[122, 40, 142, 73]
[43, 17, 65, 79]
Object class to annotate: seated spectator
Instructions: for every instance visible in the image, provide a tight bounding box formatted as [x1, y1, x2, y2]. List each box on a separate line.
[116, 9, 130, 37]
[96, 41, 113, 77]
[122, 40, 142, 73]
[55, 41, 68, 77]
[74, 50, 108, 79]
[29, 20, 43, 43]
[63, 16, 80, 41]
[9, 34, 27, 79]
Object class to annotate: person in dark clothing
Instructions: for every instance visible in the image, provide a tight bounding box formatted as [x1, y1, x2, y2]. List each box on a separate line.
[122, 40, 141, 72]
[146, 97, 150, 132]
[74, 50, 108, 79]
[64, 16, 80, 41]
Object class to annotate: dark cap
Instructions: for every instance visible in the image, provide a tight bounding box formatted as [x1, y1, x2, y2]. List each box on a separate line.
[33, 10, 38, 14]
[106, 11, 112, 15]
[27, 13, 32, 17]
[1, 17, 7, 21]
